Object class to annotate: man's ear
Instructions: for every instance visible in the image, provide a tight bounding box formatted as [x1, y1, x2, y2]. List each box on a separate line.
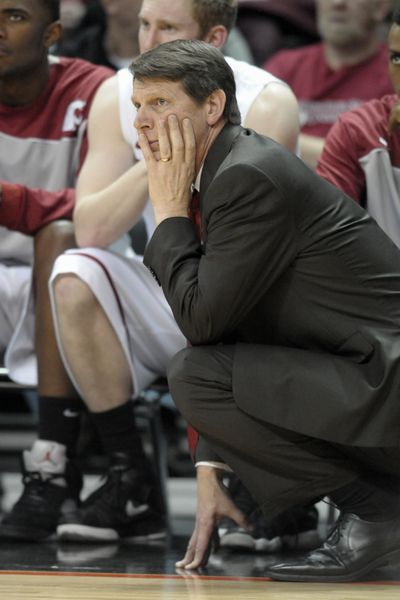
[43, 21, 62, 49]
[203, 25, 228, 49]
[206, 89, 226, 126]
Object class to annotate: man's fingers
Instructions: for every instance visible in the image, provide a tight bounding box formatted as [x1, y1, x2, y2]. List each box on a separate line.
[175, 550, 195, 569]
[168, 114, 185, 158]
[229, 504, 252, 531]
[138, 132, 155, 164]
[158, 118, 172, 160]
[181, 519, 215, 570]
[182, 118, 196, 163]
[175, 529, 198, 568]
[175, 518, 215, 570]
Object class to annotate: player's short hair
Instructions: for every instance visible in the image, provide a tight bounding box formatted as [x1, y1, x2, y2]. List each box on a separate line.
[39, 0, 60, 22]
[192, 0, 237, 38]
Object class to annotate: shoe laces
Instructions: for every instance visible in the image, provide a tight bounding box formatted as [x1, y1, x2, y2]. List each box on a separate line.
[13, 470, 64, 509]
[25, 467, 65, 486]
[326, 512, 351, 545]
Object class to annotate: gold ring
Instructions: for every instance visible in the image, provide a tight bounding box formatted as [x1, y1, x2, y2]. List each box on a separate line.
[160, 156, 171, 162]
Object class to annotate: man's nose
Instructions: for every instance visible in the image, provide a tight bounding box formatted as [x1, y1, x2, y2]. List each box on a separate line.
[134, 106, 151, 130]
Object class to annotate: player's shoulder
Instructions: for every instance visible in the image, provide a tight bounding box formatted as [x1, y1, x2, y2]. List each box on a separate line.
[225, 55, 284, 87]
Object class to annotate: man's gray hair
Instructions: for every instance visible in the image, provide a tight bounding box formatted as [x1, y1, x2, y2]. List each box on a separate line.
[131, 39, 241, 125]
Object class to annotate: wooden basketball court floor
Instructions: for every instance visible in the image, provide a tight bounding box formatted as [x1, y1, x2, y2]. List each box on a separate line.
[0, 531, 399, 598]
[0, 476, 399, 598]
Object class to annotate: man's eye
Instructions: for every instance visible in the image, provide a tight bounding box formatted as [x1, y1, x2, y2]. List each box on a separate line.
[157, 99, 167, 106]
[391, 53, 400, 65]
[6, 9, 26, 21]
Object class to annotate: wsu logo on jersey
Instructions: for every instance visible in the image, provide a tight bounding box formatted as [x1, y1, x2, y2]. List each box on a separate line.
[62, 99, 86, 132]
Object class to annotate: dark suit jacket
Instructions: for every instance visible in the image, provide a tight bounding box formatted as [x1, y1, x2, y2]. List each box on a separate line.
[144, 123, 400, 448]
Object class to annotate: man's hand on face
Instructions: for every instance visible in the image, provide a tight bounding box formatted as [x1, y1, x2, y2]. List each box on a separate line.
[389, 100, 400, 133]
[175, 466, 251, 571]
[139, 115, 196, 225]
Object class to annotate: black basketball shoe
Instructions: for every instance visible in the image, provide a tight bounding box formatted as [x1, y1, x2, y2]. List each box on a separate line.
[0, 440, 81, 542]
[57, 452, 167, 542]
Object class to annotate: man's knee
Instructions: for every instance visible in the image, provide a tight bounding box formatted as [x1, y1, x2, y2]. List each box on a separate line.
[168, 347, 195, 407]
[168, 345, 234, 422]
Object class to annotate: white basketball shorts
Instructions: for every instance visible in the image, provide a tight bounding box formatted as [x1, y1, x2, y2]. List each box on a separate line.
[49, 247, 186, 397]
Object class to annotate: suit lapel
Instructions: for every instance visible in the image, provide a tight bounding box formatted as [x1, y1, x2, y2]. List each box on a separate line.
[200, 123, 243, 195]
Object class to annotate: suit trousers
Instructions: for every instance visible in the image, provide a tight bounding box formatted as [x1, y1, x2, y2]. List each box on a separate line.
[168, 345, 400, 519]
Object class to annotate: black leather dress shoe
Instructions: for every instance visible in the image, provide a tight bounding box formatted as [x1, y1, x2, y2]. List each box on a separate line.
[267, 512, 400, 582]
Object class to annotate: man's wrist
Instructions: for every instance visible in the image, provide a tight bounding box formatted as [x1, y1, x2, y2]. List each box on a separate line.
[196, 465, 225, 483]
[155, 210, 189, 226]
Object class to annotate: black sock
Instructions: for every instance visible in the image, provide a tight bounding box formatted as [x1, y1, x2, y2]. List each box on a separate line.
[38, 395, 83, 457]
[90, 401, 146, 463]
[329, 478, 400, 522]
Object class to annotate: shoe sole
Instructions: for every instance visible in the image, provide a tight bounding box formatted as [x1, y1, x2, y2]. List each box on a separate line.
[220, 530, 282, 552]
[268, 547, 400, 583]
[57, 523, 167, 543]
[57, 545, 120, 564]
[220, 530, 321, 553]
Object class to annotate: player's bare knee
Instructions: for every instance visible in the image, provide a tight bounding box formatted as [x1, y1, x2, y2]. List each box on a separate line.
[35, 221, 76, 257]
[53, 273, 95, 317]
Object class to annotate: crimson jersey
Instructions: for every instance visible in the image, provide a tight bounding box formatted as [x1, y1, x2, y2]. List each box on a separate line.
[0, 56, 112, 261]
[264, 43, 393, 137]
[317, 94, 400, 248]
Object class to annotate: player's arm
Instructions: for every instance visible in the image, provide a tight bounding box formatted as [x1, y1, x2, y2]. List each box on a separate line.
[299, 134, 326, 171]
[316, 118, 364, 202]
[244, 82, 300, 153]
[0, 182, 74, 235]
[74, 75, 149, 248]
